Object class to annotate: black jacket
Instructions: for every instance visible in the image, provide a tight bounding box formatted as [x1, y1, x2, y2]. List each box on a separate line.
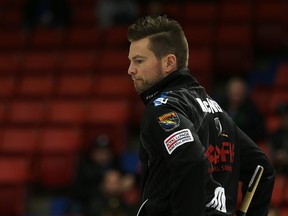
[137, 68, 275, 216]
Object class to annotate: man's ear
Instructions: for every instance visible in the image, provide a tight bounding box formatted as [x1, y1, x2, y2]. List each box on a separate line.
[164, 54, 177, 74]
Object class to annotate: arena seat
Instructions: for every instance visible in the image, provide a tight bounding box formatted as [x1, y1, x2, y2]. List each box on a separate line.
[21, 51, 59, 73]
[0, 157, 29, 216]
[8, 100, 47, 125]
[17, 74, 55, 97]
[56, 73, 95, 97]
[59, 50, 97, 73]
[30, 28, 65, 49]
[0, 75, 16, 98]
[218, 1, 253, 24]
[274, 64, 288, 89]
[47, 100, 87, 125]
[65, 27, 101, 49]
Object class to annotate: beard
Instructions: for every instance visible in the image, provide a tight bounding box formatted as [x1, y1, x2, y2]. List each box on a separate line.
[134, 63, 164, 94]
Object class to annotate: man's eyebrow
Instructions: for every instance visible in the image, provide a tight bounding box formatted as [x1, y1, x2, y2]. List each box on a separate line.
[131, 55, 146, 60]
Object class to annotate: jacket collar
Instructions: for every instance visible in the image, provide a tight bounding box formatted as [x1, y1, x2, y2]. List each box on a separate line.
[140, 68, 197, 105]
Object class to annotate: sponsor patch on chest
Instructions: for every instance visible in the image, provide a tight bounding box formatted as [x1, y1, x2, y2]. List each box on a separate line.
[164, 129, 194, 154]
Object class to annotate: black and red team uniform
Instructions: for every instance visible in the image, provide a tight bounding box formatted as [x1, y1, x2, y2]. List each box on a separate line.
[136, 68, 275, 216]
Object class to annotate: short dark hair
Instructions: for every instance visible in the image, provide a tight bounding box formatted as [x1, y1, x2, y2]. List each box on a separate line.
[127, 15, 189, 69]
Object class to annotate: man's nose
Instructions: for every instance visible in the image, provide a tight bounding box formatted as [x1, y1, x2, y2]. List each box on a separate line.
[128, 63, 136, 75]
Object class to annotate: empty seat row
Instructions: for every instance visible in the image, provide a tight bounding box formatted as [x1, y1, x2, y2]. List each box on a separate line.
[0, 74, 135, 99]
[0, 25, 129, 50]
[1, 0, 287, 28]
[0, 127, 81, 155]
[0, 47, 237, 93]
[1, 21, 285, 50]
[0, 98, 131, 125]
[0, 49, 131, 74]
[0, 119, 129, 156]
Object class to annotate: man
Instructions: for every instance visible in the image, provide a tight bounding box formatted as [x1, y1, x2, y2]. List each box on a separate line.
[219, 77, 267, 143]
[127, 15, 275, 216]
[269, 103, 288, 174]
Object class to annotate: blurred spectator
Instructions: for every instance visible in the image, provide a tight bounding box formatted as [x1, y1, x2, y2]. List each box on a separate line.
[88, 169, 129, 216]
[23, 0, 71, 29]
[269, 103, 288, 175]
[69, 134, 139, 216]
[96, 0, 140, 29]
[69, 134, 119, 216]
[219, 77, 267, 143]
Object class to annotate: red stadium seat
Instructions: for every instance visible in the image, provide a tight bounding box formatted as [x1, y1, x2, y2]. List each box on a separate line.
[72, 6, 97, 26]
[0, 30, 28, 50]
[0, 184, 27, 216]
[265, 114, 280, 134]
[59, 50, 97, 72]
[218, 1, 253, 24]
[8, 100, 47, 125]
[0, 52, 21, 74]
[98, 49, 129, 74]
[0, 75, 16, 98]
[4, 0, 24, 8]
[21, 51, 59, 73]
[39, 127, 82, 154]
[102, 25, 130, 49]
[251, 84, 273, 115]
[87, 99, 129, 124]
[280, 208, 288, 216]
[17, 74, 55, 97]
[0, 0, 7, 6]
[0, 7, 22, 29]
[189, 48, 213, 73]
[216, 24, 252, 47]
[0, 101, 8, 123]
[258, 141, 272, 162]
[0, 158, 29, 184]
[56, 73, 95, 97]
[95, 74, 135, 99]
[214, 47, 253, 75]
[254, 24, 288, 52]
[183, 2, 217, 25]
[35, 127, 82, 188]
[255, 1, 288, 23]
[0, 158, 29, 216]
[214, 24, 253, 75]
[30, 28, 65, 49]
[65, 27, 101, 49]
[36, 154, 77, 188]
[188, 48, 213, 92]
[254, 1, 288, 52]
[162, 3, 183, 21]
[271, 174, 287, 207]
[183, 25, 214, 48]
[1, 128, 39, 157]
[270, 89, 288, 114]
[87, 99, 130, 153]
[275, 64, 288, 89]
[47, 100, 87, 125]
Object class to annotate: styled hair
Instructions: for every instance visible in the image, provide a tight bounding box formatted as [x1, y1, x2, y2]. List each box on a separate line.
[127, 15, 189, 69]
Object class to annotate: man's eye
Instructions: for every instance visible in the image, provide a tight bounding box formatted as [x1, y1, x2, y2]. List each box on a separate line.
[135, 60, 143, 64]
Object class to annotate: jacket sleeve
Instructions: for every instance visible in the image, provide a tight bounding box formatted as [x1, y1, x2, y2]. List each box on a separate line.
[238, 128, 275, 216]
[150, 108, 208, 216]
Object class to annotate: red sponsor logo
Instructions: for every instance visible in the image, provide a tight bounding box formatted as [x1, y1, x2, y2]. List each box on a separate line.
[205, 142, 234, 173]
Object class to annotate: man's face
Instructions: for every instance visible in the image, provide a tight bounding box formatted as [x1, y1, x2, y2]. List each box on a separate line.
[128, 38, 167, 94]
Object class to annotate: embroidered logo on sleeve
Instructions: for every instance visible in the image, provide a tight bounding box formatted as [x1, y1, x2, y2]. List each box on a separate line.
[158, 111, 180, 132]
[153, 92, 169, 107]
[206, 186, 227, 213]
[164, 129, 194, 154]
